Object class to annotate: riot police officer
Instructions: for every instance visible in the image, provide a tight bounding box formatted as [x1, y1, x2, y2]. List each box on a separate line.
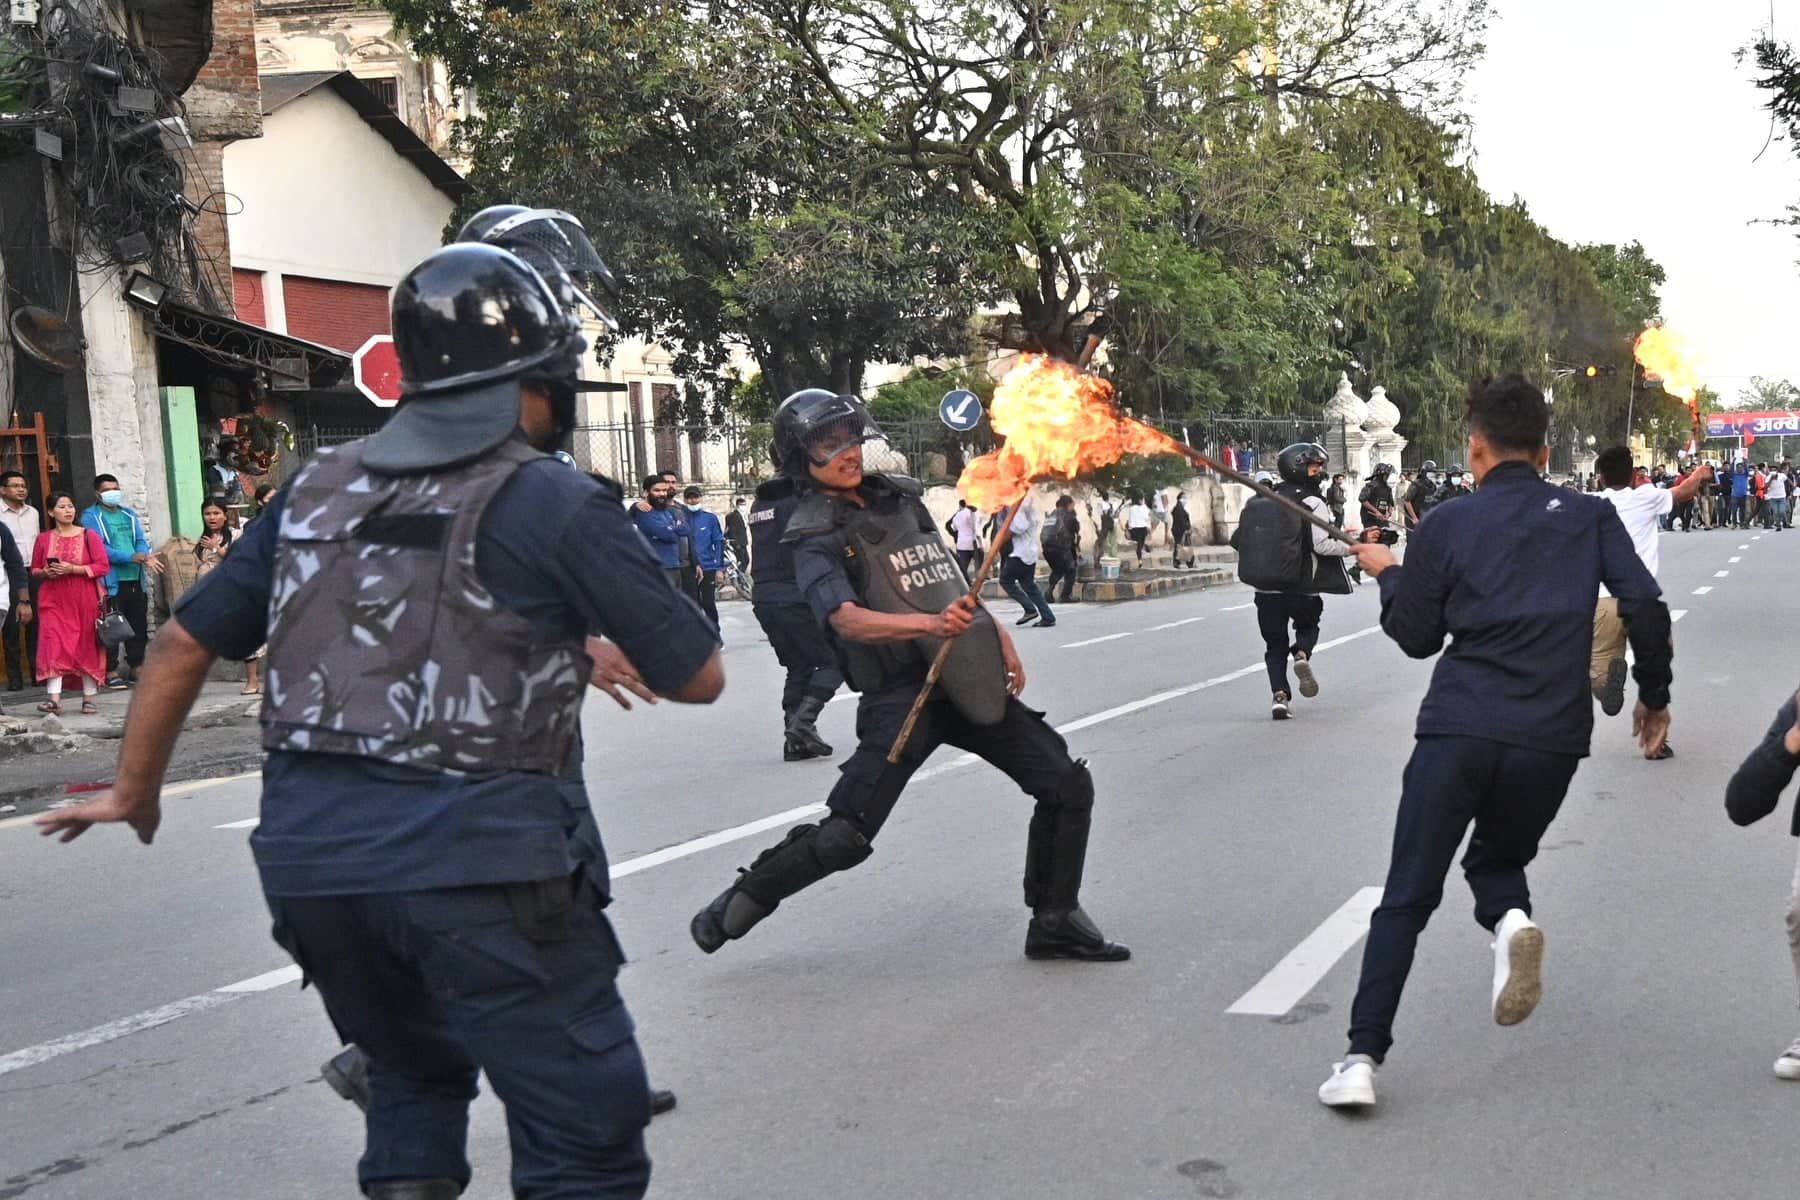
[41, 243, 723, 1199]
[1436, 463, 1473, 505]
[688, 389, 1128, 962]
[747, 472, 844, 760]
[1359, 462, 1398, 531]
[1403, 459, 1441, 526]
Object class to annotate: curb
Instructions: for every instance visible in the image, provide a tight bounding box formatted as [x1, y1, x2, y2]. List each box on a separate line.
[0, 747, 264, 819]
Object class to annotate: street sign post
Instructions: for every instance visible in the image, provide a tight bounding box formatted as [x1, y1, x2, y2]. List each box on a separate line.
[938, 388, 983, 432]
[352, 335, 403, 408]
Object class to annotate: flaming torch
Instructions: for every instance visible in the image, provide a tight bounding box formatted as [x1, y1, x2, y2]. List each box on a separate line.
[1633, 326, 1707, 456]
[886, 354, 1353, 762]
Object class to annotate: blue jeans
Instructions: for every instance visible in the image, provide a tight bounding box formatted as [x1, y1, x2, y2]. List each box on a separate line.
[1000, 555, 1054, 623]
[268, 880, 651, 1198]
[1347, 736, 1579, 1061]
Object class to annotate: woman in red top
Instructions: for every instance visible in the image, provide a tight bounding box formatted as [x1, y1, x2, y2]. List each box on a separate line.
[30, 492, 111, 714]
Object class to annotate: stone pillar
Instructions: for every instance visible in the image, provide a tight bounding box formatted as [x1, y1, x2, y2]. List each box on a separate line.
[1321, 373, 1373, 482]
[1363, 385, 1407, 473]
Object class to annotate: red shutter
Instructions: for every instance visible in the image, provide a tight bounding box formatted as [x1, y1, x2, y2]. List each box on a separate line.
[282, 275, 392, 353]
[232, 269, 266, 327]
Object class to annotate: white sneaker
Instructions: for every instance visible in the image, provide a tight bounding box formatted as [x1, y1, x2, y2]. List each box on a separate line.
[1293, 655, 1319, 699]
[1318, 1060, 1376, 1108]
[1776, 1038, 1800, 1081]
[1492, 909, 1544, 1026]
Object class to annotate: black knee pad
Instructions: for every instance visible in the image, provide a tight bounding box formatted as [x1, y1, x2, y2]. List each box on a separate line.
[1045, 758, 1094, 812]
[813, 816, 874, 870]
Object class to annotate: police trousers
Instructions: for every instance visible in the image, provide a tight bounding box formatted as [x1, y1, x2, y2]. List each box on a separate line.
[753, 600, 844, 714]
[267, 879, 651, 1199]
[1346, 736, 1580, 1061]
[827, 686, 1074, 840]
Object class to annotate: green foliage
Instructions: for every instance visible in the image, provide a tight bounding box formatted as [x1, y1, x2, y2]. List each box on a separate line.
[864, 365, 994, 427]
[1735, 376, 1800, 410]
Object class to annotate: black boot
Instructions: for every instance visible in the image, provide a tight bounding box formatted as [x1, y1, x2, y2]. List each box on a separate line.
[364, 1181, 461, 1200]
[650, 1088, 678, 1115]
[783, 696, 834, 759]
[690, 820, 870, 952]
[1021, 761, 1129, 962]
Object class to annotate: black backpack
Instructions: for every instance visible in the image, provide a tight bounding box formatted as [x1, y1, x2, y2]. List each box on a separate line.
[1230, 494, 1309, 591]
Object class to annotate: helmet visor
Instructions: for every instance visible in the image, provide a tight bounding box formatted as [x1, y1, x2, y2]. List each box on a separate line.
[482, 209, 621, 332]
[802, 412, 883, 467]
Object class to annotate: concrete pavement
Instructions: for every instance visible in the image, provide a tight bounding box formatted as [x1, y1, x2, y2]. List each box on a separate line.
[3, 524, 1798, 1198]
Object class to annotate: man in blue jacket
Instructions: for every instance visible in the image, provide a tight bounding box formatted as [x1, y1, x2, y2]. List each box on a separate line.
[681, 486, 723, 626]
[629, 475, 699, 604]
[81, 473, 162, 687]
[1318, 374, 1675, 1112]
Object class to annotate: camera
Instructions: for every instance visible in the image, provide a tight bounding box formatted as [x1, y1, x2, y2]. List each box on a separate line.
[1377, 527, 1400, 546]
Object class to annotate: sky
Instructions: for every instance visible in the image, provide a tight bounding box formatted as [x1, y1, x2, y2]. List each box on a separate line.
[1464, 0, 1800, 403]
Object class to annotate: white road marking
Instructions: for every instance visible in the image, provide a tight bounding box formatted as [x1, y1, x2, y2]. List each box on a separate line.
[1693, 586, 1713, 595]
[6, 624, 1388, 1075]
[1147, 617, 1206, 631]
[1, 773, 260, 833]
[0, 965, 302, 1078]
[1061, 632, 1134, 649]
[1220, 602, 1255, 612]
[1226, 887, 1385, 1016]
[1754, 535, 1763, 540]
[214, 817, 260, 830]
[1714, 570, 1730, 578]
[1730, 556, 1742, 563]
[1671, 609, 1688, 623]
[1739, 544, 1750, 550]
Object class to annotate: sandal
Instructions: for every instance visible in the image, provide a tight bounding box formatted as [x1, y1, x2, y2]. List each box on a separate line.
[240, 685, 262, 696]
[81, 699, 99, 715]
[37, 700, 61, 714]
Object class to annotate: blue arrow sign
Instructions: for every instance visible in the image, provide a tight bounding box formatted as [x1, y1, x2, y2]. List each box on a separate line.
[939, 388, 983, 432]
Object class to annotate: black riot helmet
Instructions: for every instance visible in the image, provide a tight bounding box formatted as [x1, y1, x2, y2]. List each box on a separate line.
[1276, 442, 1328, 485]
[456, 205, 621, 332]
[1370, 462, 1394, 480]
[362, 243, 582, 475]
[771, 389, 883, 479]
[1420, 459, 1438, 473]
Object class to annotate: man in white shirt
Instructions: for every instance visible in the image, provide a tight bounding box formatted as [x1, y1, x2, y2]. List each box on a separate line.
[0, 471, 38, 691]
[1765, 466, 1789, 531]
[999, 495, 1055, 628]
[1591, 447, 1710, 754]
[948, 499, 982, 575]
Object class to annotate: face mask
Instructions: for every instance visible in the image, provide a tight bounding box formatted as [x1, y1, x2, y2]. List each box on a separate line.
[100, 490, 124, 507]
[683, 501, 702, 511]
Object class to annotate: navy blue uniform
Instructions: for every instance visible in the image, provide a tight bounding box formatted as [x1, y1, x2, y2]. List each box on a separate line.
[748, 488, 843, 716]
[178, 456, 717, 1197]
[1347, 461, 1673, 1060]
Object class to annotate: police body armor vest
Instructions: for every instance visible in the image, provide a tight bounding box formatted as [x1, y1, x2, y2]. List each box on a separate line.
[790, 476, 1008, 725]
[748, 483, 798, 591]
[261, 439, 587, 775]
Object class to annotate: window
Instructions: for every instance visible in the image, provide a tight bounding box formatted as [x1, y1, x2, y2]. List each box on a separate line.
[358, 75, 401, 115]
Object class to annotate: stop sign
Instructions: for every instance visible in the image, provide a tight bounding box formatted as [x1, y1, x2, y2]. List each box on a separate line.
[352, 335, 403, 407]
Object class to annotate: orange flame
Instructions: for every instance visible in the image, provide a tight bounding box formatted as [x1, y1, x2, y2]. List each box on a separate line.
[958, 355, 1183, 510]
[1634, 326, 1706, 405]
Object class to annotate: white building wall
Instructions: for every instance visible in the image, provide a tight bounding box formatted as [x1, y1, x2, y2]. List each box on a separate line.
[79, 270, 170, 536]
[224, 88, 455, 306]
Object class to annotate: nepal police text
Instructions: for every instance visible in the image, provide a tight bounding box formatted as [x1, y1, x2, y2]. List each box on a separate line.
[889, 543, 959, 592]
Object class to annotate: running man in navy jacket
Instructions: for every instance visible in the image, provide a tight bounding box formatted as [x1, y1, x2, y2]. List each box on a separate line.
[1318, 374, 1675, 1111]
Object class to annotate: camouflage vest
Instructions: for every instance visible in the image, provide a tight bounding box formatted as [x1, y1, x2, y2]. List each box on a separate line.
[261, 438, 587, 776]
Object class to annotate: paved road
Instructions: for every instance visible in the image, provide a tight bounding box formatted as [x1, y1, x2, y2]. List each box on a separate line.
[4, 524, 1799, 1199]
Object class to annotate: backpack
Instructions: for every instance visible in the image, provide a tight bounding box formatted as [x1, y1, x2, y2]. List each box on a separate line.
[1230, 494, 1309, 591]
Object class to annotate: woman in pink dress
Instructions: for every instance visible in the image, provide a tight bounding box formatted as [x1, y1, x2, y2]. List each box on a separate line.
[30, 492, 111, 715]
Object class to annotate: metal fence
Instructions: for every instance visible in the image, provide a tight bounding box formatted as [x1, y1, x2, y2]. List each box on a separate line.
[1180, 416, 1345, 476]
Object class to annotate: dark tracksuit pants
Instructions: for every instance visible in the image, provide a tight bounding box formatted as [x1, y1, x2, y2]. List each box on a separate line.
[4, 600, 36, 686]
[1044, 546, 1078, 603]
[1347, 735, 1580, 1061]
[268, 874, 651, 1198]
[110, 578, 149, 672]
[1254, 592, 1322, 696]
[753, 601, 844, 716]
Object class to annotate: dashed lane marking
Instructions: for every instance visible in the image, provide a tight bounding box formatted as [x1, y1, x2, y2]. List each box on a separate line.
[1226, 887, 1384, 1016]
[1671, 610, 1688, 623]
[1061, 632, 1134, 649]
[1714, 570, 1730, 578]
[0, 773, 259, 833]
[1693, 586, 1714, 595]
[1220, 602, 1255, 612]
[1730, 556, 1742, 563]
[12, 625, 1387, 1075]
[214, 818, 260, 830]
[1147, 617, 1207, 631]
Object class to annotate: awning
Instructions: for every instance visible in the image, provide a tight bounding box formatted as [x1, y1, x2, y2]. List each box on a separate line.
[153, 301, 352, 390]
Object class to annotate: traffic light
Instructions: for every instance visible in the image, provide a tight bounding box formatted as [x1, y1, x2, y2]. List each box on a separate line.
[1584, 364, 1618, 378]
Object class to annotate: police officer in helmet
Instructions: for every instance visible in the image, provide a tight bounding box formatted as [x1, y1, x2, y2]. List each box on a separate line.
[688, 389, 1129, 962]
[1359, 461, 1398, 531]
[745, 410, 846, 760]
[41, 242, 723, 1198]
[1404, 459, 1441, 526]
